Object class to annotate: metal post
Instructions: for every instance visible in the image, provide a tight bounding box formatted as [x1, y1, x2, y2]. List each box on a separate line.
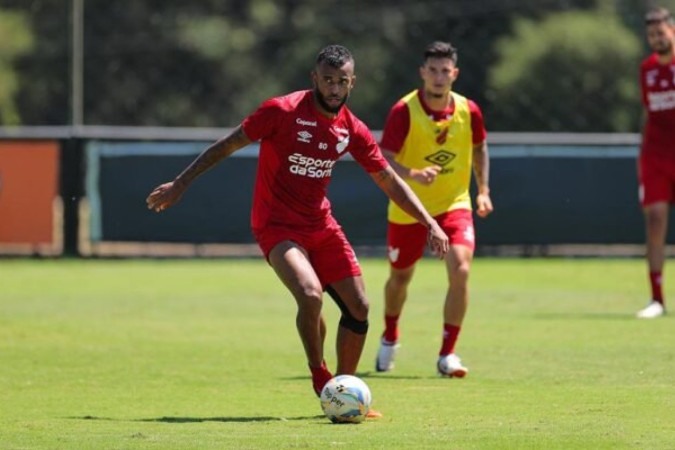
[63, 0, 85, 256]
[71, 0, 83, 126]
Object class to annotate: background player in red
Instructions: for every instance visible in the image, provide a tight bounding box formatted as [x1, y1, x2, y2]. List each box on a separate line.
[375, 41, 493, 376]
[146, 45, 449, 410]
[637, 7, 675, 319]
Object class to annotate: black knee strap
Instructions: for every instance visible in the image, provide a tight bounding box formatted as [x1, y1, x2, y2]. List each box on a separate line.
[339, 314, 369, 334]
[325, 285, 369, 335]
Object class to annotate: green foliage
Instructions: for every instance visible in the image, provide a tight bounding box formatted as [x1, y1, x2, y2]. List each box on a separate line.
[0, 1, 656, 129]
[487, 9, 642, 131]
[0, 9, 33, 125]
[1, 258, 673, 449]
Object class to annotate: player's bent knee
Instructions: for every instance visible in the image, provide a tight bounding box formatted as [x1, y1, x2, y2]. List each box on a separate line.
[325, 285, 369, 334]
[339, 313, 369, 335]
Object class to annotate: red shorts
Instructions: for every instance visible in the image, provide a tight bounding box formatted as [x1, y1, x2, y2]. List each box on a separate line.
[253, 220, 361, 288]
[638, 151, 675, 206]
[387, 209, 475, 269]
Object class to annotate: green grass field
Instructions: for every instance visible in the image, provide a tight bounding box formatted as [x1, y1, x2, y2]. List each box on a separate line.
[1, 258, 672, 449]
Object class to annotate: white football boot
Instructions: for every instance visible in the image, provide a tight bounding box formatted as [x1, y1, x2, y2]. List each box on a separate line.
[375, 338, 400, 372]
[437, 353, 468, 378]
[636, 301, 666, 319]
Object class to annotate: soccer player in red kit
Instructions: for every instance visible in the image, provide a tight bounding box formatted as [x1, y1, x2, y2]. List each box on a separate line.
[146, 45, 449, 413]
[375, 41, 493, 376]
[637, 7, 675, 318]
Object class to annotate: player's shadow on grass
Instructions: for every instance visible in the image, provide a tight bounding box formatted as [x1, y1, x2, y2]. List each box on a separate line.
[284, 373, 426, 383]
[358, 371, 427, 380]
[533, 312, 636, 320]
[137, 415, 323, 423]
[73, 415, 322, 423]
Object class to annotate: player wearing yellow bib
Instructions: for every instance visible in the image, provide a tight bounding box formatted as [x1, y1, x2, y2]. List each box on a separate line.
[375, 41, 493, 377]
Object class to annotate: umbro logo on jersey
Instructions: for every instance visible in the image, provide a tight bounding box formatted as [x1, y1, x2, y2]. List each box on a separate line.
[425, 150, 456, 173]
[297, 130, 312, 143]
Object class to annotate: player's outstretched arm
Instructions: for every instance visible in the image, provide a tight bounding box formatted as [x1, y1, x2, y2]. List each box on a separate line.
[472, 140, 493, 218]
[382, 148, 441, 186]
[371, 166, 449, 257]
[146, 126, 252, 212]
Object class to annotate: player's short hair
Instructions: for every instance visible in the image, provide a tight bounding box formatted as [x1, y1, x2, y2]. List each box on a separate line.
[316, 45, 354, 69]
[645, 7, 674, 25]
[424, 41, 458, 64]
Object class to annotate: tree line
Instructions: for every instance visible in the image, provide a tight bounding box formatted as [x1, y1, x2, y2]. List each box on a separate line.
[0, 0, 669, 131]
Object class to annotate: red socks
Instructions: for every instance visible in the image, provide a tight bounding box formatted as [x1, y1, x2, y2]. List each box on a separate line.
[310, 360, 333, 397]
[439, 324, 461, 356]
[385, 317, 462, 356]
[650, 271, 664, 305]
[382, 314, 400, 343]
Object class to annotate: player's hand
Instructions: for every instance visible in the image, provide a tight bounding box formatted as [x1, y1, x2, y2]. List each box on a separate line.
[410, 165, 441, 185]
[146, 180, 185, 212]
[426, 221, 449, 258]
[475, 192, 493, 218]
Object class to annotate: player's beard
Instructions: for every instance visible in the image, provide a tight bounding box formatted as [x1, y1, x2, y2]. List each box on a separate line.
[314, 89, 348, 114]
[655, 40, 673, 55]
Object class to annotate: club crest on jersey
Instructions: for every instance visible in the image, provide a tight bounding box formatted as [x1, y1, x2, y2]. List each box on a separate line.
[463, 225, 475, 243]
[436, 127, 449, 144]
[388, 246, 400, 263]
[297, 130, 312, 143]
[332, 127, 350, 154]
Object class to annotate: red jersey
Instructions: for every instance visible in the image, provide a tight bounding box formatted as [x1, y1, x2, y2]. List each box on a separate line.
[242, 90, 388, 231]
[380, 89, 486, 153]
[640, 53, 675, 157]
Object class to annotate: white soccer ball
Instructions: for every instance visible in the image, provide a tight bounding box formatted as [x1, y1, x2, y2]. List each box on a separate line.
[319, 375, 372, 424]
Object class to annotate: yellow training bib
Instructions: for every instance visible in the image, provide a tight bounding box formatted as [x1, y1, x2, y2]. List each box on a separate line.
[388, 90, 473, 224]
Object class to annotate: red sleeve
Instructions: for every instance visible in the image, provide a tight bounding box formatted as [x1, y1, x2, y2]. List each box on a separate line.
[379, 101, 410, 153]
[350, 120, 389, 173]
[241, 98, 282, 142]
[640, 61, 648, 108]
[468, 100, 487, 145]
